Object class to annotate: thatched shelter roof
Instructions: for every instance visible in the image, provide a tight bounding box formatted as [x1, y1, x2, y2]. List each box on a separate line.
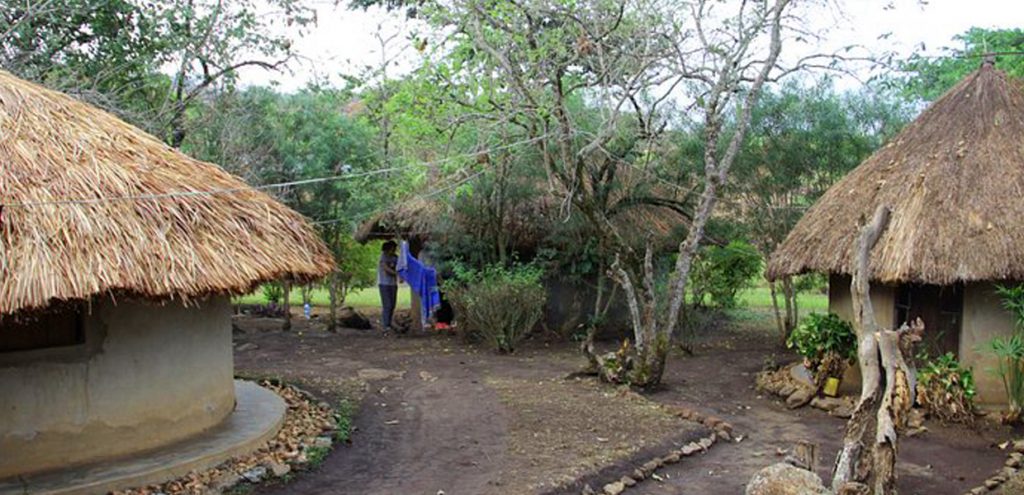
[0, 70, 334, 316]
[767, 62, 1024, 284]
[355, 181, 687, 249]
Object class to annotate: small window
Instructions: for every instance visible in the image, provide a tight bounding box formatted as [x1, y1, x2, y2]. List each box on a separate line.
[0, 306, 85, 353]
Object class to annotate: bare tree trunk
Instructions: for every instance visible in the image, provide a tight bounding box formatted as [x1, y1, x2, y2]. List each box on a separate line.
[831, 206, 920, 495]
[327, 272, 339, 333]
[770, 279, 786, 345]
[282, 279, 292, 332]
[832, 206, 889, 491]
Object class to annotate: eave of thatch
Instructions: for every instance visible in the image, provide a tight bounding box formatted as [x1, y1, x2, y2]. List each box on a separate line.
[767, 63, 1024, 285]
[0, 70, 334, 316]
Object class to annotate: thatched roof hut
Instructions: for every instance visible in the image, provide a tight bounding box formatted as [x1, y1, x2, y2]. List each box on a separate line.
[768, 62, 1024, 284]
[0, 70, 333, 317]
[767, 62, 1024, 406]
[0, 70, 331, 487]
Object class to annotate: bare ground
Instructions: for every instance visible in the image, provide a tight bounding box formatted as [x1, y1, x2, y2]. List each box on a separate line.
[233, 310, 1017, 494]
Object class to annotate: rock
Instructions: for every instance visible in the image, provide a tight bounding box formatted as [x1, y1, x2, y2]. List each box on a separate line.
[810, 396, 844, 412]
[621, 476, 636, 487]
[209, 472, 242, 491]
[698, 436, 715, 449]
[662, 452, 681, 464]
[357, 368, 404, 381]
[683, 442, 702, 455]
[581, 484, 596, 495]
[266, 461, 291, 477]
[236, 342, 259, 352]
[969, 487, 988, 495]
[632, 468, 645, 480]
[830, 404, 854, 419]
[241, 466, 268, 483]
[718, 430, 732, 441]
[1013, 440, 1024, 453]
[779, 384, 798, 398]
[313, 436, 333, 449]
[984, 478, 1002, 489]
[746, 463, 830, 495]
[603, 481, 625, 495]
[786, 388, 814, 409]
[642, 459, 662, 474]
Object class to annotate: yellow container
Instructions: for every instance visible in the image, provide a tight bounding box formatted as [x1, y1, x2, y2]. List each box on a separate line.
[823, 377, 841, 397]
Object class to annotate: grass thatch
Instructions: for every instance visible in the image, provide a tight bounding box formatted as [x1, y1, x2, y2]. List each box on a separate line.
[354, 181, 687, 251]
[0, 70, 334, 316]
[768, 63, 1024, 285]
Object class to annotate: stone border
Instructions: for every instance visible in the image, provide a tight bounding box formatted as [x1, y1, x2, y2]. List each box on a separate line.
[963, 441, 1024, 494]
[111, 380, 342, 495]
[571, 405, 736, 495]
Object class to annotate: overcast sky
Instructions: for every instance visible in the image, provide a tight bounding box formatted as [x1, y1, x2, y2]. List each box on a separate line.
[238, 0, 1024, 92]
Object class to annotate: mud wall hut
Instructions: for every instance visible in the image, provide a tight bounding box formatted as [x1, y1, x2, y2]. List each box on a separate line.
[767, 61, 1024, 406]
[0, 70, 333, 480]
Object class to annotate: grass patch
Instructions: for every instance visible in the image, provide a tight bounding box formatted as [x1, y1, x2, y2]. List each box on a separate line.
[333, 398, 355, 443]
[234, 286, 411, 309]
[736, 286, 828, 312]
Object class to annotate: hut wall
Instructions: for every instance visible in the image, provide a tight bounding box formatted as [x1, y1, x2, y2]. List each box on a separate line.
[828, 274, 897, 331]
[0, 296, 235, 478]
[961, 282, 1015, 407]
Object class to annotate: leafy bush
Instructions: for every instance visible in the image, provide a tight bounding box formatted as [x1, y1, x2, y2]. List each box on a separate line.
[787, 312, 857, 385]
[917, 352, 976, 423]
[262, 282, 284, 304]
[445, 263, 546, 353]
[992, 284, 1024, 422]
[689, 240, 762, 309]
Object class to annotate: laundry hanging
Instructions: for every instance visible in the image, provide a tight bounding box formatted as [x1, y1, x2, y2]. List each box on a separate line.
[397, 241, 441, 327]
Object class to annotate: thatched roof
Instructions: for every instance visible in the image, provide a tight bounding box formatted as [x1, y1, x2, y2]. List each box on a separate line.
[355, 180, 687, 249]
[768, 62, 1024, 284]
[0, 70, 334, 316]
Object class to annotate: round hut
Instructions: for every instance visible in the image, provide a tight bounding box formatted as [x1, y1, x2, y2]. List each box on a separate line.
[767, 61, 1024, 406]
[0, 70, 333, 485]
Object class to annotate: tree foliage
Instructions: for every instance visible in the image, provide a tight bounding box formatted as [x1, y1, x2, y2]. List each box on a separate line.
[896, 27, 1024, 101]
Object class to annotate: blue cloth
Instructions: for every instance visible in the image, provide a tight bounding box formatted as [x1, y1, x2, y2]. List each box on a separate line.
[397, 242, 441, 326]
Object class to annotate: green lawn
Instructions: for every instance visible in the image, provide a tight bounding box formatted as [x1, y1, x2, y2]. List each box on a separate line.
[235, 283, 827, 313]
[234, 286, 410, 309]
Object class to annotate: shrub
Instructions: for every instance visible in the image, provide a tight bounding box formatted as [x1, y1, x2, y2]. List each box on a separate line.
[445, 262, 546, 353]
[262, 282, 284, 305]
[689, 240, 762, 309]
[917, 352, 976, 423]
[991, 284, 1024, 422]
[787, 312, 857, 386]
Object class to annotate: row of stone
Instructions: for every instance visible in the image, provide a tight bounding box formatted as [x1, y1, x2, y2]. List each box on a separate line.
[580, 404, 735, 495]
[964, 442, 1024, 495]
[112, 381, 341, 495]
[582, 432, 719, 495]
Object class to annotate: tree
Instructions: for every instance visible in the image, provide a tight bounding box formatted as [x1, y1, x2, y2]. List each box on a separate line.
[0, 0, 315, 145]
[895, 27, 1024, 102]
[403, 0, 829, 387]
[728, 79, 911, 342]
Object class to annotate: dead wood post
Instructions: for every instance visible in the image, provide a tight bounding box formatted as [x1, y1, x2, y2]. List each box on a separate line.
[831, 205, 921, 495]
[832, 205, 889, 492]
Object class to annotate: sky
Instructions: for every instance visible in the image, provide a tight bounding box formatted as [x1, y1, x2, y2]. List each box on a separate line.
[237, 0, 1024, 92]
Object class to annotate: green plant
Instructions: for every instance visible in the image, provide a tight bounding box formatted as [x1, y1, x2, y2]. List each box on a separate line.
[690, 240, 762, 309]
[444, 262, 546, 353]
[787, 312, 857, 362]
[262, 282, 284, 305]
[917, 352, 976, 423]
[991, 284, 1024, 422]
[787, 312, 857, 386]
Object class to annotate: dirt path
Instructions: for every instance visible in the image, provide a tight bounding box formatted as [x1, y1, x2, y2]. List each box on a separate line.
[635, 334, 1012, 494]
[233, 313, 1015, 495]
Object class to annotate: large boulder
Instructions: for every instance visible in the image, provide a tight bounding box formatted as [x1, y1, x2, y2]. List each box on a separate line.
[746, 463, 830, 495]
